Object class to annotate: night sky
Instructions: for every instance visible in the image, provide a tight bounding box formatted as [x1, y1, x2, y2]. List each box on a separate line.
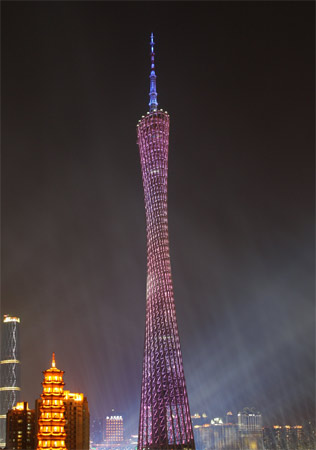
[2, 1, 314, 435]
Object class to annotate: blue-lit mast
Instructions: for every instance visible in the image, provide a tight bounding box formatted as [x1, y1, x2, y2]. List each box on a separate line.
[149, 33, 158, 112]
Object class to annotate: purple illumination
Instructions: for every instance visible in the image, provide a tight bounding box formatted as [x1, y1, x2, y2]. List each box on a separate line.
[137, 35, 195, 450]
[149, 33, 158, 112]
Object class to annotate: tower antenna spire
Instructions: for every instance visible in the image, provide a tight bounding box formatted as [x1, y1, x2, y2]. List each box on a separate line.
[149, 33, 158, 112]
[52, 352, 56, 368]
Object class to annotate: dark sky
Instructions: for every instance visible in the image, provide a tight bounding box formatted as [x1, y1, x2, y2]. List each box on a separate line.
[2, 1, 314, 435]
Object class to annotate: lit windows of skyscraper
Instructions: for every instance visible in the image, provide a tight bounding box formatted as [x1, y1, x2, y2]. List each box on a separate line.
[6, 402, 35, 450]
[63, 391, 90, 450]
[263, 425, 305, 450]
[237, 407, 263, 450]
[104, 415, 123, 444]
[0, 315, 21, 448]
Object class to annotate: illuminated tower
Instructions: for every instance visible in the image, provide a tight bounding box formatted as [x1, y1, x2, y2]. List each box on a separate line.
[137, 34, 195, 450]
[36, 353, 67, 450]
[0, 315, 21, 448]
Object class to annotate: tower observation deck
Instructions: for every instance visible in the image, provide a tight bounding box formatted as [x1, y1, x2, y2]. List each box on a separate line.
[137, 34, 195, 450]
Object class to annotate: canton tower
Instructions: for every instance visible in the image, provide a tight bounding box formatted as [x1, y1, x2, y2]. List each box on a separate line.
[137, 34, 195, 450]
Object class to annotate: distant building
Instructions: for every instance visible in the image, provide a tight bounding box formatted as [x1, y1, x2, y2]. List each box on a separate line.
[263, 425, 304, 449]
[193, 423, 212, 450]
[238, 407, 263, 450]
[91, 417, 103, 444]
[6, 402, 35, 450]
[225, 411, 236, 425]
[192, 413, 209, 427]
[193, 416, 239, 450]
[104, 415, 123, 443]
[0, 315, 21, 448]
[63, 390, 89, 450]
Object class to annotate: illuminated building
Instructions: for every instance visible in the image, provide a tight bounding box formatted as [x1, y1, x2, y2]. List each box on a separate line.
[237, 408, 263, 450]
[263, 425, 304, 450]
[36, 353, 67, 450]
[225, 411, 236, 425]
[6, 402, 35, 449]
[63, 391, 89, 450]
[104, 415, 123, 443]
[0, 315, 21, 448]
[137, 33, 195, 450]
[191, 413, 209, 427]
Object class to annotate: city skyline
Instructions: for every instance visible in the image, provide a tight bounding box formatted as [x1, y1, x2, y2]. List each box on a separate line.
[2, 1, 314, 437]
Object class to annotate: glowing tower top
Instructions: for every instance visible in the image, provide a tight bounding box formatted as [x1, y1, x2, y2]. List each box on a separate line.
[149, 33, 158, 112]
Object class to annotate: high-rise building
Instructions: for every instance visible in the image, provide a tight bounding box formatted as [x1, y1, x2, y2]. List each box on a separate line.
[193, 416, 239, 450]
[263, 425, 304, 450]
[0, 315, 21, 448]
[137, 33, 195, 450]
[63, 391, 89, 450]
[237, 408, 263, 450]
[225, 411, 236, 425]
[104, 415, 123, 444]
[6, 402, 35, 449]
[36, 353, 67, 450]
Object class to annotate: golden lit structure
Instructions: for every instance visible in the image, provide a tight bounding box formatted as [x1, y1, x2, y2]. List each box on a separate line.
[37, 353, 67, 450]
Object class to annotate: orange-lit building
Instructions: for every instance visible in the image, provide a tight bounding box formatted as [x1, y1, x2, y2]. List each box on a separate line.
[36, 392, 89, 449]
[6, 402, 35, 449]
[63, 391, 89, 450]
[36, 353, 67, 450]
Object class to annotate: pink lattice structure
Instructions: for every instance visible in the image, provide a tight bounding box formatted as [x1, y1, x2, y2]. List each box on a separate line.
[137, 108, 195, 450]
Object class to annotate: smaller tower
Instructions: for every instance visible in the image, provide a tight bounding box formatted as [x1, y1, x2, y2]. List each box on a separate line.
[37, 353, 67, 450]
[0, 315, 21, 448]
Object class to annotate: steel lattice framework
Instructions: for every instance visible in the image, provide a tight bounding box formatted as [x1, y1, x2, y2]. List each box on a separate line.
[0, 315, 21, 448]
[137, 34, 195, 450]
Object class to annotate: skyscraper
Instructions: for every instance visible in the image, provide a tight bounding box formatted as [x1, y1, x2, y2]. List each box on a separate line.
[104, 415, 124, 444]
[6, 402, 36, 450]
[237, 408, 263, 450]
[36, 353, 67, 450]
[137, 34, 195, 450]
[0, 315, 21, 448]
[63, 391, 89, 450]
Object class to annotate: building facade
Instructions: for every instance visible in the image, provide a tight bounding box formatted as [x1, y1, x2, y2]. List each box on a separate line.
[237, 408, 263, 450]
[36, 353, 67, 450]
[0, 315, 21, 448]
[104, 415, 123, 444]
[263, 425, 304, 450]
[6, 402, 35, 450]
[63, 391, 89, 450]
[137, 33, 195, 450]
